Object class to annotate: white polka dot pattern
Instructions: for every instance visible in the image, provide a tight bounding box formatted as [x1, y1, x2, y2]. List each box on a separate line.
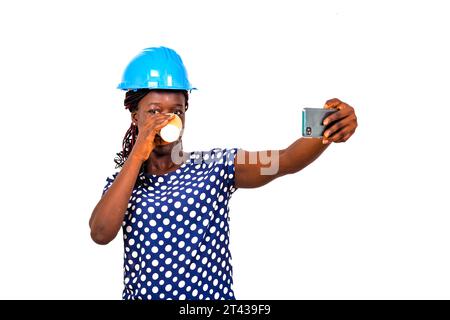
[101, 147, 239, 300]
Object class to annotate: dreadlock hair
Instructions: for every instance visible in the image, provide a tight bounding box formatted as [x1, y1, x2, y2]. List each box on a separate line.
[114, 89, 189, 169]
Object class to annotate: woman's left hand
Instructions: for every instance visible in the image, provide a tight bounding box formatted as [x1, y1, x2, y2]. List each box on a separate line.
[322, 98, 358, 144]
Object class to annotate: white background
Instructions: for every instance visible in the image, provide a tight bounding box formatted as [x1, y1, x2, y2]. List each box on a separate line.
[0, 0, 449, 299]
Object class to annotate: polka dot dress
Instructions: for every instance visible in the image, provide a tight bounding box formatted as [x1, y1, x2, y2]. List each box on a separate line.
[101, 147, 239, 300]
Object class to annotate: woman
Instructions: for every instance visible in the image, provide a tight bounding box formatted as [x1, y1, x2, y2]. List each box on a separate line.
[89, 46, 358, 300]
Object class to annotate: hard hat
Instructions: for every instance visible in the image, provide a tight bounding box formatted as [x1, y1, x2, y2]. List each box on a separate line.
[117, 46, 196, 91]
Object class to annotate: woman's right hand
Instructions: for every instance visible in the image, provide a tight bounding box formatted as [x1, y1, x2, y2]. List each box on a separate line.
[129, 113, 174, 163]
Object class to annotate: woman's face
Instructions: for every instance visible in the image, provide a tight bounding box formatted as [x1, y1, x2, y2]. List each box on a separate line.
[132, 90, 187, 153]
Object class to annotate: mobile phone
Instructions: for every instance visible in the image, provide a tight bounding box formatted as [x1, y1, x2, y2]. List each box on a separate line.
[302, 107, 338, 138]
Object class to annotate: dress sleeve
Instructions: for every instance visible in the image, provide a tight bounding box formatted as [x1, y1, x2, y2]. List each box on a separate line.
[101, 171, 120, 196]
[222, 147, 240, 196]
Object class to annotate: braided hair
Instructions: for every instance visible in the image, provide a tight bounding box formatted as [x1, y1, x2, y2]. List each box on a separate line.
[114, 89, 189, 169]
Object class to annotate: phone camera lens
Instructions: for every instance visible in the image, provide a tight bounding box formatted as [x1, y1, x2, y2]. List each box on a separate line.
[306, 127, 312, 136]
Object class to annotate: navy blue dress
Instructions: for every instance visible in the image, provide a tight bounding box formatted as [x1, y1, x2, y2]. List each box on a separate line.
[102, 147, 239, 300]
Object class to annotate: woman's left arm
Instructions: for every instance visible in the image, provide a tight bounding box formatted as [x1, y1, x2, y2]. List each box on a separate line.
[235, 98, 358, 188]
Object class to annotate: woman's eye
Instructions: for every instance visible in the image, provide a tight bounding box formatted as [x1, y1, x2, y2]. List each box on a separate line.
[175, 110, 183, 115]
[149, 110, 159, 114]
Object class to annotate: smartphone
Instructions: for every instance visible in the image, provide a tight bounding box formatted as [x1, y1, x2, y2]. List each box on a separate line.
[302, 107, 338, 138]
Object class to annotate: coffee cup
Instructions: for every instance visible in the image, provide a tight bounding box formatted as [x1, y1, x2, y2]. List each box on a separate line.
[159, 113, 182, 143]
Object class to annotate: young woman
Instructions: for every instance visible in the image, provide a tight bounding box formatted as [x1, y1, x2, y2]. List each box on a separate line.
[89, 46, 358, 300]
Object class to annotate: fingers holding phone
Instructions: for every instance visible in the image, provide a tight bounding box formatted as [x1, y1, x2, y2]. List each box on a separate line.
[322, 99, 358, 144]
[302, 98, 358, 144]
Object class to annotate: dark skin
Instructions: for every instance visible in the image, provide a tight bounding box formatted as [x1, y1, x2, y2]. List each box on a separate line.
[89, 93, 357, 244]
[234, 98, 358, 188]
[131, 90, 190, 175]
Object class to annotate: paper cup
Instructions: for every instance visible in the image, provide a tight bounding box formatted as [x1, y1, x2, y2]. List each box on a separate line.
[159, 114, 182, 143]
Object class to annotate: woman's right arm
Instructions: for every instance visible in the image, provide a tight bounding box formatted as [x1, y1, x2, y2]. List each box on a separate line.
[89, 153, 145, 245]
[89, 112, 174, 245]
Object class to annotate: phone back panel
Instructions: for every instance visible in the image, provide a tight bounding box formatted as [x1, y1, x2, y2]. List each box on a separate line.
[302, 108, 338, 138]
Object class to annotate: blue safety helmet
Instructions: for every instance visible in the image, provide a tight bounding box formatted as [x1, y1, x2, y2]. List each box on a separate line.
[117, 46, 196, 92]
